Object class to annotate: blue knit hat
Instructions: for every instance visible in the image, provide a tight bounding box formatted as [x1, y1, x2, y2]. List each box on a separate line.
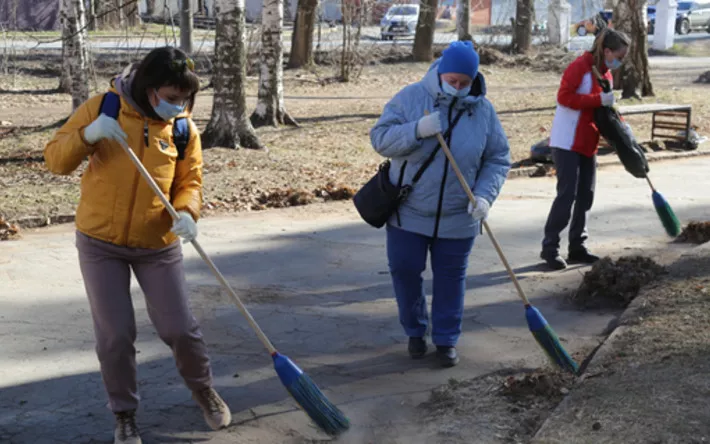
[438, 41, 479, 79]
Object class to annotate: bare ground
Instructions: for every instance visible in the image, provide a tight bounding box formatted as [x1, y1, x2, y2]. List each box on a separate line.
[531, 248, 710, 443]
[0, 47, 708, 224]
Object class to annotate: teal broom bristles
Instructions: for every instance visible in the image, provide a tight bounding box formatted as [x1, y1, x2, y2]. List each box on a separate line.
[525, 305, 579, 374]
[651, 188, 681, 237]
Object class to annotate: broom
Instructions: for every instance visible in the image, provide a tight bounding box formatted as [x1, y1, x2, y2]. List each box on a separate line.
[591, 66, 681, 238]
[118, 141, 350, 436]
[425, 111, 579, 374]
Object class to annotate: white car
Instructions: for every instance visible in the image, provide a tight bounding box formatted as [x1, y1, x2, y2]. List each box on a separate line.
[380, 4, 419, 40]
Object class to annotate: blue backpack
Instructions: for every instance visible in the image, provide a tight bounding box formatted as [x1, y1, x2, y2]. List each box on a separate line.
[99, 91, 190, 160]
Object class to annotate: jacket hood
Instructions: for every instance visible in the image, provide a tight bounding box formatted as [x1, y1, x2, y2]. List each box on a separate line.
[422, 58, 487, 109]
[109, 65, 191, 121]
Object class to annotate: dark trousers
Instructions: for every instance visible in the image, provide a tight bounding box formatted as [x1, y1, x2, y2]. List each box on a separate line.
[542, 148, 596, 255]
[386, 225, 474, 346]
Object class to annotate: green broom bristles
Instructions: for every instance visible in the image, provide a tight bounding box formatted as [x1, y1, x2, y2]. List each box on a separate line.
[652, 190, 681, 237]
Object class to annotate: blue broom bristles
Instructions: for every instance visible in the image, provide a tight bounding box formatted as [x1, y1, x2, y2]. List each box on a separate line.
[272, 352, 350, 436]
[525, 305, 579, 374]
[651, 190, 681, 237]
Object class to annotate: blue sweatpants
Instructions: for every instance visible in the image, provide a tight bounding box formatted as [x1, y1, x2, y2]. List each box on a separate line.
[386, 225, 475, 347]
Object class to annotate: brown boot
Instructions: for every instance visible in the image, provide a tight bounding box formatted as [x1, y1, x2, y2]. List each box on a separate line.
[192, 387, 232, 430]
[114, 410, 142, 444]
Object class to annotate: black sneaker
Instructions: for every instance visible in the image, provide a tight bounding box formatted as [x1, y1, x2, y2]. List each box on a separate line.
[436, 346, 459, 368]
[540, 251, 567, 270]
[568, 249, 600, 264]
[408, 337, 427, 359]
[114, 410, 141, 444]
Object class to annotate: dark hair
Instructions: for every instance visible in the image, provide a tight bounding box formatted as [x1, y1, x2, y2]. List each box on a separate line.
[591, 28, 631, 70]
[130, 46, 200, 120]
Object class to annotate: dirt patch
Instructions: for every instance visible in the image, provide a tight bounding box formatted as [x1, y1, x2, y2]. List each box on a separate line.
[571, 256, 666, 309]
[0, 216, 21, 241]
[420, 368, 577, 443]
[531, 253, 710, 444]
[676, 221, 710, 244]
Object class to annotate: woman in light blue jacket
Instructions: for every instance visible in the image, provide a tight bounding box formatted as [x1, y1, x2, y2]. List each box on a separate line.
[370, 41, 511, 367]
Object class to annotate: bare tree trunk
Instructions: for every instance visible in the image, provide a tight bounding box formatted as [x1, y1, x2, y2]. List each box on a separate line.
[59, 24, 72, 92]
[287, 0, 318, 68]
[146, 0, 157, 16]
[62, 0, 91, 111]
[457, 0, 471, 40]
[180, 0, 194, 53]
[412, 0, 438, 62]
[251, 0, 297, 127]
[88, 0, 97, 30]
[202, 0, 263, 149]
[612, 0, 654, 98]
[513, 0, 533, 53]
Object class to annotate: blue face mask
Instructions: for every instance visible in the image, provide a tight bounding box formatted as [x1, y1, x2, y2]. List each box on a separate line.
[605, 58, 622, 70]
[153, 94, 185, 121]
[442, 81, 471, 98]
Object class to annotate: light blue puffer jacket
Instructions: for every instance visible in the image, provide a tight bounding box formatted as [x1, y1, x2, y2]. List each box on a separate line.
[369, 59, 512, 239]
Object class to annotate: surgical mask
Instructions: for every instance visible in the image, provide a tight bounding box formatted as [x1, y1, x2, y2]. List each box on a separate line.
[605, 58, 622, 70]
[442, 81, 471, 98]
[153, 95, 185, 121]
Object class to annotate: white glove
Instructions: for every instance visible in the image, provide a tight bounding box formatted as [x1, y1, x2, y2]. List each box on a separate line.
[467, 196, 490, 222]
[416, 111, 442, 139]
[623, 122, 635, 139]
[600, 91, 615, 107]
[171, 211, 197, 243]
[83, 114, 128, 145]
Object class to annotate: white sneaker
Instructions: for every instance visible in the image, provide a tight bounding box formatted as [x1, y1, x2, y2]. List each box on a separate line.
[192, 387, 232, 430]
[114, 410, 142, 444]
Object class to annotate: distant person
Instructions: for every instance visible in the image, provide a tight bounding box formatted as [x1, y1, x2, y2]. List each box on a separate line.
[369, 41, 511, 367]
[540, 29, 630, 270]
[43, 46, 230, 444]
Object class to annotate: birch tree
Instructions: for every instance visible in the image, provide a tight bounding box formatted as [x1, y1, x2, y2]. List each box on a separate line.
[202, 0, 263, 149]
[250, 0, 297, 127]
[60, 0, 90, 110]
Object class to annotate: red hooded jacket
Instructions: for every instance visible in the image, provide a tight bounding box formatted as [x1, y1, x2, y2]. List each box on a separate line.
[549, 51, 613, 158]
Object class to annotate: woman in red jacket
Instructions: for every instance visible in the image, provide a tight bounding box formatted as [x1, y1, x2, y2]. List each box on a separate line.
[540, 28, 630, 270]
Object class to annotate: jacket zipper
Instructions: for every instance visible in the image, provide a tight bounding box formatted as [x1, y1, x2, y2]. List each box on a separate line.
[122, 120, 149, 245]
[432, 100, 456, 239]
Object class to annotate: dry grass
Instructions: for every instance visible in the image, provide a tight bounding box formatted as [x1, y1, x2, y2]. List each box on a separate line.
[0, 49, 708, 223]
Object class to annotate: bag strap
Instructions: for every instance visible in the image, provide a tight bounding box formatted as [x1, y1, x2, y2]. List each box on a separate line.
[411, 108, 466, 185]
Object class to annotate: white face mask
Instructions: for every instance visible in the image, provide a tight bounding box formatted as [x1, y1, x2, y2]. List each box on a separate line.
[441, 81, 471, 98]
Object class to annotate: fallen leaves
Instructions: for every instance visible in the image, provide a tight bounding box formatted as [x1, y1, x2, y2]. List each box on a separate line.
[675, 221, 710, 244]
[0, 216, 21, 241]
[572, 256, 667, 309]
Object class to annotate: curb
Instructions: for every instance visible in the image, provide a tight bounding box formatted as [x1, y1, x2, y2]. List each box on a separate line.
[507, 146, 710, 179]
[529, 247, 696, 443]
[530, 282, 652, 443]
[10, 148, 710, 230]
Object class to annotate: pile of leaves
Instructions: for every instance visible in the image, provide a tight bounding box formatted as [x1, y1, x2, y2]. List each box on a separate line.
[695, 71, 710, 84]
[501, 371, 575, 401]
[675, 221, 710, 244]
[571, 256, 666, 309]
[0, 216, 20, 241]
[204, 182, 356, 213]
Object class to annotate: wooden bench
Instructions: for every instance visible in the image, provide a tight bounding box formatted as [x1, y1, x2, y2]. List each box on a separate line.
[618, 103, 693, 145]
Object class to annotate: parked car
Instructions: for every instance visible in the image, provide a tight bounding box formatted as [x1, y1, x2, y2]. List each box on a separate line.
[380, 4, 419, 40]
[575, 7, 656, 36]
[675, 1, 710, 34]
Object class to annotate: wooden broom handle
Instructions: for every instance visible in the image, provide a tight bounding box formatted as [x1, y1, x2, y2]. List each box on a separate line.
[118, 141, 278, 355]
[424, 110, 532, 306]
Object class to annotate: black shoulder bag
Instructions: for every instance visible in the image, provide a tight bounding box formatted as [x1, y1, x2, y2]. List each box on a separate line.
[353, 109, 465, 228]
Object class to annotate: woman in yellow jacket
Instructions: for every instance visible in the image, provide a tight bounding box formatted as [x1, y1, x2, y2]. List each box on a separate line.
[44, 47, 229, 444]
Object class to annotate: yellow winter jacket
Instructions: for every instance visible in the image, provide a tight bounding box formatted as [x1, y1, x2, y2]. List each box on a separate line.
[44, 84, 203, 249]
